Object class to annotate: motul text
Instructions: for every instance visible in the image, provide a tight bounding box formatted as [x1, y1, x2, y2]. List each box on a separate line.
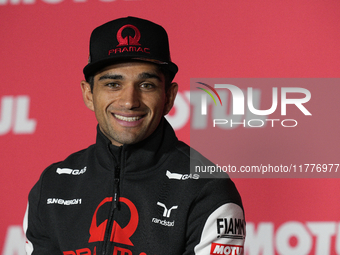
[0, 95, 36, 135]
[210, 243, 243, 255]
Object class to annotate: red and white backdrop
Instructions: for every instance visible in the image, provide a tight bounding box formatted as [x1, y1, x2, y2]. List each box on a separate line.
[1, 1, 340, 254]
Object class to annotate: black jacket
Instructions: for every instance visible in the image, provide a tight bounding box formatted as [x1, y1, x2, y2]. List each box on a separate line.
[24, 119, 245, 255]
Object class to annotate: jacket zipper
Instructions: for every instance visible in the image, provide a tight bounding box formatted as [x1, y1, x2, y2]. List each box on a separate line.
[102, 147, 122, 255]
[113, 171, 120, 210]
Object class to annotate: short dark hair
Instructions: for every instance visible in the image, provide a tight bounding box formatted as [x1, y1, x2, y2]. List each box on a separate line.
[86, 75, 95, 92]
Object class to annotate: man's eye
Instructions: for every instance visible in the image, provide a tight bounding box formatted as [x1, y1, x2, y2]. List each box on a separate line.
[140, 83, 155, 89]
[105, 83, 120, 88]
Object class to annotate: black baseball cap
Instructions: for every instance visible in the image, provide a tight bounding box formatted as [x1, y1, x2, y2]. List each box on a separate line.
[83, 16, 178, 80]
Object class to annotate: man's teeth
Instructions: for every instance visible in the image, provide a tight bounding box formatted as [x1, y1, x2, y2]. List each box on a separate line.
[114, 114, 141, 122]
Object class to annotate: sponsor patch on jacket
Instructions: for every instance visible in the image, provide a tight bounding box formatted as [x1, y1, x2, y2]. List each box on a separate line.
[56, 166, 87, 175]
[216, 217, 245, 240]
[151, 202, 178, 227]
[210, 243, 243, 255]
[47, 198, 82, 205]
[166, 170, 199, 180]
[194, 203, 245, 254]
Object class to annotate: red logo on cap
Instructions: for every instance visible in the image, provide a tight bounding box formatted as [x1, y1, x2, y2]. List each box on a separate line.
[117, 24, 141, 47]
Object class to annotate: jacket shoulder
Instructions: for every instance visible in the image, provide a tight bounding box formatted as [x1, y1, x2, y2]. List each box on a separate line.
[171, 141, 242, 206]
[37, 144, 96, 182]
[174, 141, 213, 164]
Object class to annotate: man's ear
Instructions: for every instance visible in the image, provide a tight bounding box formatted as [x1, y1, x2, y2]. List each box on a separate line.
[163, 82, 178, 115]
[80, 80, 94, 111]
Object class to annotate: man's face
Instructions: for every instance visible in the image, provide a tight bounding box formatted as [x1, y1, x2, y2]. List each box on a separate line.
[81, 61, 178, 146]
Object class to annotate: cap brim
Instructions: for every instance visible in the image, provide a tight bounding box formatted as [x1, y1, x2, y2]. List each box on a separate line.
[83, 57, 178, 81]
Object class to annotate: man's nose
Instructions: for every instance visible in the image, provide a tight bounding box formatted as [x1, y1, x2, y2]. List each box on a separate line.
[118, 85, 140, 109]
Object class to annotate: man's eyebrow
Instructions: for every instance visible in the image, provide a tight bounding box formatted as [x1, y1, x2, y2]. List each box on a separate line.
[97, 72, 162, 82]
[138, 72, 162, 82]
[98, 74, 123, 81]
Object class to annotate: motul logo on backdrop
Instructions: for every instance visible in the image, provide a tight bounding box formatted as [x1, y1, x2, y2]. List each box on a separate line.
[0, 96, 36, 135]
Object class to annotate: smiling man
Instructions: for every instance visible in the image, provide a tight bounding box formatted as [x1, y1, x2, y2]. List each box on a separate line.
[24, 17, 245, 255]
[81, 61, 177, 147]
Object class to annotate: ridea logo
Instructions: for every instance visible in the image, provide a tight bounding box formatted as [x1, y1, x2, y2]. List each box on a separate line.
[0, 95, 36, 135]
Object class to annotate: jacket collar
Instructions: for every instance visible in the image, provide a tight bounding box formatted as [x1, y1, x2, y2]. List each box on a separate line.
[95, 117, 178, 173]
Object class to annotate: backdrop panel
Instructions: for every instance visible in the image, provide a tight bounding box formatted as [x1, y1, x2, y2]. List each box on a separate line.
[1, 1, 340, 254]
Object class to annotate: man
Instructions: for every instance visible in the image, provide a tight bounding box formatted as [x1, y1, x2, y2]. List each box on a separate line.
[24, 16, 245, 255]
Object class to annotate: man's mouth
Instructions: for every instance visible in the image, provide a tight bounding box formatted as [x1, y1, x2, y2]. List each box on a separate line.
[114, 114, 143, 122]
